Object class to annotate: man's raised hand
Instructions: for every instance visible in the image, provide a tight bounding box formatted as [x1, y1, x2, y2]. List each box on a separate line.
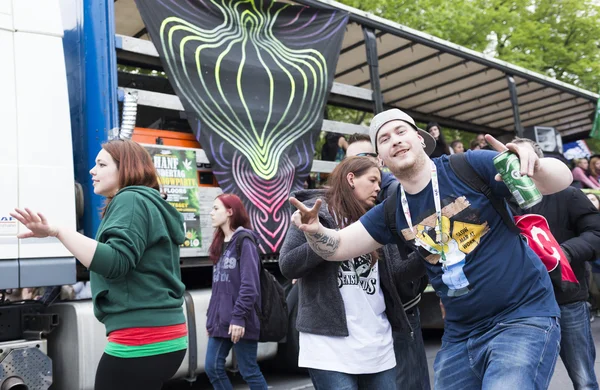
[485, 134, 540, 180]
[289, 197, 322, 234]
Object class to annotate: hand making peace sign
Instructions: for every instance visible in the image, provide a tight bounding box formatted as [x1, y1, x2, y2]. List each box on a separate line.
[288, 197, 323, 234]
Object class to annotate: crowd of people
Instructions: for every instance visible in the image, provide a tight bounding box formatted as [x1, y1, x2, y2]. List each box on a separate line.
[289, 108, 600, 390]
[320, 121, 493, 168]
[7, 108, 600, 390]
[572, 156, 600, 189]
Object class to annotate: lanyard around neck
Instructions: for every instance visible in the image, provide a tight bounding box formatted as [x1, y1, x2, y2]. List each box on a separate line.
[400, 160, 446, 262]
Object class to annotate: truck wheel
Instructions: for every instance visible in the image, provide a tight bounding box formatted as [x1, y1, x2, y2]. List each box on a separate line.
[278, 283, 304, 373]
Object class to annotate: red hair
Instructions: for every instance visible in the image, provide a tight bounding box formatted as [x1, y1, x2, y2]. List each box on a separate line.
[208, 194, 251, 263]
[101, 139, 160, 216]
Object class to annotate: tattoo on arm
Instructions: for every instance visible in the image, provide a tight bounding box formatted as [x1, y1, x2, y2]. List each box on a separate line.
[306, 231, 339, 259]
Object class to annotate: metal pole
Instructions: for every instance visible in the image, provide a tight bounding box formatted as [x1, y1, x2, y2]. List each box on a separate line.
[362, 27, 384, 114]
[80, 0, 120, 238]
[506, 74, 524, 138]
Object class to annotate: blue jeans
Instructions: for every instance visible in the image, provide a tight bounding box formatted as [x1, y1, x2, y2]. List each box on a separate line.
[308, 367, 396, 390]
[559, 301, 599, 390]
[434, 316, 561, 390]
[393, 307, 431, 390]
[205, 337, 268, 390]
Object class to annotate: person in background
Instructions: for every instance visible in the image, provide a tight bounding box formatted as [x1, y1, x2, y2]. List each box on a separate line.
[280, 157, 424, 390]
[588, 193, 600, 319]
[426, 122, 451, 158]
[450, 140, 464, 154]
[289, 108, 572, 389]
[346, 133, 395, 200]
[572, 158, 600, 189]
[345, 134, 430, 390]
[469, 139, 481, 151]
[511, 138, 600, 390]
[476, 133, 491, 150]
[588, 193, 600, 210]
[205, 194, 267, 390]
[590, 156, 600, 183]
[12, 139, 188, 390]
[321, 132, 348, 162]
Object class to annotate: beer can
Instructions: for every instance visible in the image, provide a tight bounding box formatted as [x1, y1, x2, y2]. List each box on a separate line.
[493, 150, 542, 209]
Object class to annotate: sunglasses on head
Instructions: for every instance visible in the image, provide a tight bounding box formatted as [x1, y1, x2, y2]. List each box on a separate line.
[355, 152, 378, 158]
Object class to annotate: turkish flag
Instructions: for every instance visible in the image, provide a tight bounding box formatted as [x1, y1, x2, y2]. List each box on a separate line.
[514, 214, 578, 284]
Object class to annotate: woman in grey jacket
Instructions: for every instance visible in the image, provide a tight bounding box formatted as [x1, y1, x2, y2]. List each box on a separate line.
[279, 157, 424, 390]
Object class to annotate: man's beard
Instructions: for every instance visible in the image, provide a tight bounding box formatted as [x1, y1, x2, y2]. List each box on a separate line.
[388, 151, 428, 182]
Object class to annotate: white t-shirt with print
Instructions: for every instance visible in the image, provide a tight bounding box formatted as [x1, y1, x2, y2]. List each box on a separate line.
[298, 254, 396, 374]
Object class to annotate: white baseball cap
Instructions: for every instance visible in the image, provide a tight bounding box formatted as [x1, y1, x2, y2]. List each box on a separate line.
[369, 108, 436, 155]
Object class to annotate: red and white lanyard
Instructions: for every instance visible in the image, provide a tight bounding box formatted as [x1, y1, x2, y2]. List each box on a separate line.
[400, 160, 447, 263]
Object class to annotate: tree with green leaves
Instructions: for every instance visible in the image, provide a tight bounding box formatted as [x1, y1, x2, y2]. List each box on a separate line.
[341, 0, 600, 91]
[336, 0, 600, 152]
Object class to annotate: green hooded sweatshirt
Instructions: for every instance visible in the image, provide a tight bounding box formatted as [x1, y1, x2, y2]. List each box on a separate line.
[89, 186, 186, 334]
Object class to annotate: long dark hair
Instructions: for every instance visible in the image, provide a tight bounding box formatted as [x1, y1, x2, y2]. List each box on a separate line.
[325, 157, 380, 263]
[426, 122, 451, 155]
[208, 194, 251, 263]
[325, 157, 379, 226]
[100, 139, 160, 217]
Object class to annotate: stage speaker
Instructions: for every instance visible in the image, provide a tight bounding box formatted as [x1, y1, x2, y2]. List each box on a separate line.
[523, 126, 563, 154]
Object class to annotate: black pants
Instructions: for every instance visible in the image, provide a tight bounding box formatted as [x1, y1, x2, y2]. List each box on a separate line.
[94, 349, 186, 390]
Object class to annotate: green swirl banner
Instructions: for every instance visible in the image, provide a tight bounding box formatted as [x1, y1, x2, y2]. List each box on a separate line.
[136, 0, 348, 253]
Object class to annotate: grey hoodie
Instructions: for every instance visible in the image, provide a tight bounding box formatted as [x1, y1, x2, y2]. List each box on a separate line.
[279, 189, 426, 337]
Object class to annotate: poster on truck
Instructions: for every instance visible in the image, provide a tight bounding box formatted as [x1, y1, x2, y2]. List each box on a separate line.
[145, 146, 202, 248]
[135, 0, 348, 254]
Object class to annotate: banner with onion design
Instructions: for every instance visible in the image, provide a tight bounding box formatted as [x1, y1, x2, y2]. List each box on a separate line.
[136, 0, 348, 253]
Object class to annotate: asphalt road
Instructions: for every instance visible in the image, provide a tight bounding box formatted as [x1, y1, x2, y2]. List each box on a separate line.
[167, 318, 600, 390]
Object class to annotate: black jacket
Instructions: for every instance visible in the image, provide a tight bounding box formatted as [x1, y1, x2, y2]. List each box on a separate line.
[513, 186, 600, 305]
[279, 189, 426, 337]
[430, 141, 450, 158]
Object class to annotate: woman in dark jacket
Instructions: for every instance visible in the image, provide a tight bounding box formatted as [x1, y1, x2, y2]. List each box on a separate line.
[280, 157, 424, 390]
[205, 194, 267, 390]
[426, 122, 451, 158]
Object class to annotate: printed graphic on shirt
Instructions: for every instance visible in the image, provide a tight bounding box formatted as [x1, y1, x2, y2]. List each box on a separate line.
[338, 254, 377, 295]
[400, 196, 490, 297]
[222, 256, 237, 269]
[213, 250, 237, 283]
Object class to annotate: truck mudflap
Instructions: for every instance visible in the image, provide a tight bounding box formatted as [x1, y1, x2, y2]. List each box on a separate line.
[0, 339, 51, 390]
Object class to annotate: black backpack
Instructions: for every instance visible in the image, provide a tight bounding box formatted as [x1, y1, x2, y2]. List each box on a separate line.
[447, 153, 579, 294]
[235, 232, 288, 342]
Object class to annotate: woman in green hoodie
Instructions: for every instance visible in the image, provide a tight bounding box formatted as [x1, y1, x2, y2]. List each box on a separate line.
[11, 139, 187, 390]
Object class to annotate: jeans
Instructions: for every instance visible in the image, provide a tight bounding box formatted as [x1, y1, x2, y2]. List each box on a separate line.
[308, 367, 396, 390]
[434, 316, 561, 390]
[559, 301, 599, 390]
[393, 307, 431, 390]
[205, 337, 268, 390]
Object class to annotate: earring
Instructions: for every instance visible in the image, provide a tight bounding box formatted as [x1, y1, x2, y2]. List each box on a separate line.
[350, 184, 355, 189]
[421, 141, 426, 148]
